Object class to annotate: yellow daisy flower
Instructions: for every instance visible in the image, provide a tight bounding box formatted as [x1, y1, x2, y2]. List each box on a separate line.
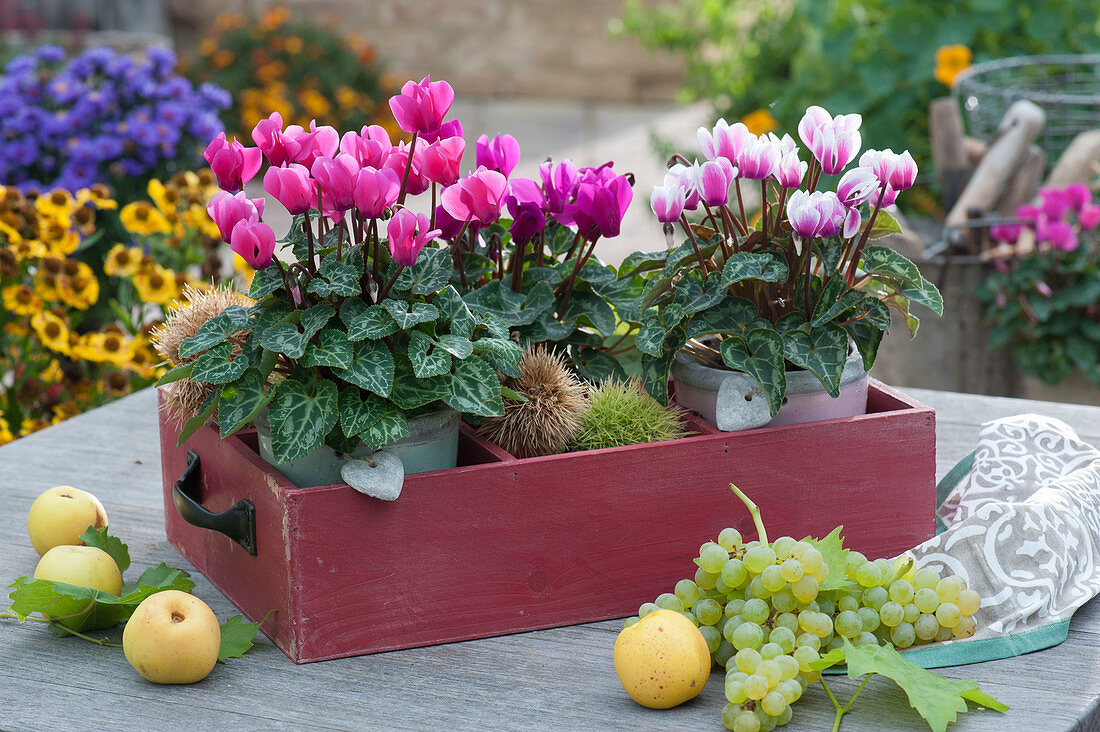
[30, 310, 71, 354]
[125, 336, 162, 380]
[0, 415, 14, 445]
[2, 283, 41, 315]
[87, 330, 134, 366]
[741, 108, 779, 137]
[75, 184, 117, 210]
[20, 418, 48, 437]
[51, 400, 82, 425]
[133, 263, 180, 305]
[183, 204, 221, 239]
[0, 219, 24, 246]
[3, 321, 29, 336]
[34, 271, 63, 302]
[40, 359, 64, 383]
[147, 179, 180, 216]
[11, 238, 47, 261]
[104, 244, 144, 277]
[70, 204, 97, 236]
[935, 45, 972, 87]
[103, 370, 132, 394]
[59, 270, 99, 310]
[120, 201, 172, 236]
[69, 333, 102, 362]
[35, 189, 75, 221]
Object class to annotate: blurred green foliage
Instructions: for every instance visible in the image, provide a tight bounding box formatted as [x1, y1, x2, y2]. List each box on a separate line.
[618, 0, 1100, 164]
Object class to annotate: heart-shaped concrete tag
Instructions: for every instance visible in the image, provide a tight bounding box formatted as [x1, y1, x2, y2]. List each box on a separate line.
[715, 374, 772, 432]
[341, 451, 405, 501]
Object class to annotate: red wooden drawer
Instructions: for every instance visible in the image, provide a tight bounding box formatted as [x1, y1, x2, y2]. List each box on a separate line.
[158, 379, 936, 663]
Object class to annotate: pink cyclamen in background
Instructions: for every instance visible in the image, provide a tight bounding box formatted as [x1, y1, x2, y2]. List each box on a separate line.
[476, 134, 521, 178]
[251, 112, 295, 166]
[311, 154, 360, 214]
[207, 190, 265, 242]
[389, 76, 455, 137]
[230, 220, 277, 269]
[285, 121, 340, 170]
[340, 125, 392, 170]
[387, 209, 441, 266]
[420, 136, 466, 187]
[383, 142, 430, 197]
[538, 159, 580, 215]
[263, 163, 315, 215]
[1079, 204, 1100, 230]
[204, 133, 262, 192]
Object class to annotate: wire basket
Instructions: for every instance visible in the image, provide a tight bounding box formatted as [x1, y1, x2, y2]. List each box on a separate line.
[953, 54, 1100, 167]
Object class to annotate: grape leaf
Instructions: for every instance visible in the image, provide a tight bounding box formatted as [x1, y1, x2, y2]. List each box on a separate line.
[80, 526, 130, 574]
[813, 639, 1008, 732]
[803, 525, 853, 592]
[218, 613, 264, 663]
[7, 563, 195, 632]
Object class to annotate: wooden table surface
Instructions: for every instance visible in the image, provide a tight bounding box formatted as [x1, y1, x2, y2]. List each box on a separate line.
[2, 386, 1100, 731]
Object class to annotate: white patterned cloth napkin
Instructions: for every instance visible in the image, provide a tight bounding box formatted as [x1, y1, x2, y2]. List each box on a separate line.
[899, 414, 1100, 667]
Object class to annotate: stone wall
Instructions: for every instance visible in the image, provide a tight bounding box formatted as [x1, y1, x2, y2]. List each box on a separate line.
[169, 0, 683, 103]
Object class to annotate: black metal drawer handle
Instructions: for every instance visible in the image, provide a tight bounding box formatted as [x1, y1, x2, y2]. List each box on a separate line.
[173, 450, 257, 555]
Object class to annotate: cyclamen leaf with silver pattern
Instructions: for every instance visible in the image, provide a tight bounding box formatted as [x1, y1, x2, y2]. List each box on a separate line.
[444, 356, 505, 416]
[338, 388, 410, 449]
[781, 322, 848, 398]
[269, 378, 338, 464]
[389, 354, 449, 410]
[721, 251, 788, 287]
[308, 258, 361, 297]
[381, 299, 440, 330]
[301, 328, 354, 368]
[719, 328, 787, 417]
[248, 265, 284, 299]
[685, 297, 764, 340]
[341, 299, 398, 340]
[636, 303, 685, 357]
[188, 342, 249, 384]
[178, 306, 252, 359]
[218, 368, 274, 438]
[472, 337, 523, 377]
[336, 340, 394, 397]
[675, 270, 727, 315]
[409, 331, 452, 377]
[394, 246, 452, 295]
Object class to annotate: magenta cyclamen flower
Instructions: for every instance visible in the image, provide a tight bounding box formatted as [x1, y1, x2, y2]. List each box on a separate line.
[420, 136, 466, 187]
[353, 167, 401, 219]
[441, 167, 509, 226]
[774, 150, 807, 189]
[204, 133, 262, 192]
[1080, 204, 1100, 231]
[285, 121, 340, 169]
[664, 163, 702, 211]
[251, 112, 294, 166]
[506, 182, 548, 245]
[990, 223, 1023, 244]
[207, 190, 264, 242]
[538, 159, 579, 215]
[858, 149, 916, 191]
[311, 153, 360, 214]
[476, 133, 521, 178]
[263, 163, 315, 216]
[786, 190, 848, 239]
[230, 220, 277, 269]
[383, 142, 430, 197]
[650, 184, 687, 223]
[737, 137, 781, 180]
[561, 171, 633, 240]
[1038, 219, 1078, 251]
[389, 76, 455, 137]
[387, 209, 441, 266]
[339, 125, 391, 169]
[798, 106, 862, 175]
[697, 119, 752, 166]
[421, 118, 464, 145]
[836, 167, 880, 208]
[698, 159, 736, 207]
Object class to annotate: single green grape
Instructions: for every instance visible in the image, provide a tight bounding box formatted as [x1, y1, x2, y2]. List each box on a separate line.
[936, 576, 965, 604]
[873, 557, 894, 584]
[715, 640, 736, 667]
[779, 557, 804, 583]
[914, 613, 940, 640]
[837, 594, 859, 612]
[725, 678, 748, 704]
[622, 616, 640, 629]
[759, 642, 782, 660]
[835, 610, 862, 638]
[912, 566, 940, 591]
[914, 587, 940, 614]
[744, 674, 770, 700]
[817, 596, 835, 616]
[733, 708, 761, 732]
[700, 624, 722, 654]
[853, 562, 882, 588]
[756, 659, 782, 686]
[796, 632, 821, 651]
[957, 588, 981, 615]
[747, 576, 772, 600]
[681, 610, 698, 626]
[696, 566, 720, 590]
[761, 565, 786, 592]
[721, 558, 749, 588]
[639, 602, 660, 618]
[674, 578, 702, 608]
[777, 677, 803, 704]
[855, 631, 879, 647]
[761, 690, 788, 717]
[790, 575, 819, 604]
[726, 598, 746, 616]
[862, 585, 888, 611]
[718, 527, 743, 551]
[888, 578, 914, 604]
[743, 598, 770, 624]
[735, 647, 762, 674]
[772, 535, 797, 559]
[878, 600, 904, 627]
[655, 593, 684, 612]
[891, 622, 916, 648]
[792, 644, 819, 672]
[770, 626, 796, 654]
[733, 621, 765, 650]
[953, 614, 977, 639]
[774, 612, 799, 634]
[776, 705, 793, 727]
[903, 602, 920, 623]
[770, 588, 797, 613]
[845, 550, 867, 573]
[857, 606, 880, 632]
[799, 546, 824, 575]
[774, 653, 799, 680]
[935, 624, 954, 642]
[936, 602, 961, 628]
[744, 545, 778, 573]
[694, 598, 723, 626]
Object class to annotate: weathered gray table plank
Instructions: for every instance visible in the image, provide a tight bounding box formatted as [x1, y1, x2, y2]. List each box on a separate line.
[1, 387, 1099, 731]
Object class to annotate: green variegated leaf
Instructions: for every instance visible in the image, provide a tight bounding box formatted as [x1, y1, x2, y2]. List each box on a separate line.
[337, 388, 409, 447]
[570, 346, 628, 383]
[638, 273, 675, 311]
[189, 342, 248, 385]
[528, 309, 575, 342]
[720, 329, 787, 417]
[560, 290, 617, 336]
[268, 378, 338, 464]
[463, 279, 555, 328]
[433, 285, 477, 337]
[865, 209, 902, 239]
[812, 286, 863, 327]
[249, 301, 293, 341]
[618, 248, 671, 278]
[248, 265, 284, 299]
[846, 319, 885, 371]
[218, 368, 273, 438]
[472, 336, 523, 377]
[154, 361, 193, 387]
[395, 246, 452, 294]
[685, 297, 764, 340]
[308, 258, 361, 297]
[675, 269, 727, 314]
[336, 340, 395, 397]
[444, 356, 504, 416]
[409, 331, 452, 377]
[178, 305, 252, 360]
[640, 344, 681, 405]
[258, 323, 307, 359]
[782, 323, 848, 397]
[341, 299, 399, 341]
[662, 236, 721, 277]
[848, 295, 893, 331]
[300, 303, 334, 338]
[435, 334, 473, 359]
[900, 276, 945, 316]
[389, 353, 450, 409]
[636, 303, 685, 357]
[301, 328, 354, 368]
[860, 244, 922, 283]
[359, 405, 410, 452]
[382, 299, 440, 330]
[722, 251, 788, 287]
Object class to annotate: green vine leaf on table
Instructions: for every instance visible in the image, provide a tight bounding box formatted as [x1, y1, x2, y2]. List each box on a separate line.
[7, 563, 195, 634]
[218, 612, 269, 663]
[80, 526, 130, 575]
[812, 639, 1008, 732]
[802, 526, 853, 592]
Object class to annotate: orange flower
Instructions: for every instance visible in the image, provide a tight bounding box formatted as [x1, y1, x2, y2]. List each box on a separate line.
[740, 109, 778, 137]
[935, 45, 972, 87]
[259, 7, 291, 32]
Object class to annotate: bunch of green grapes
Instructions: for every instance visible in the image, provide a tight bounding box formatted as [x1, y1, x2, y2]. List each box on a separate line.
[623, 528, 981, 732]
